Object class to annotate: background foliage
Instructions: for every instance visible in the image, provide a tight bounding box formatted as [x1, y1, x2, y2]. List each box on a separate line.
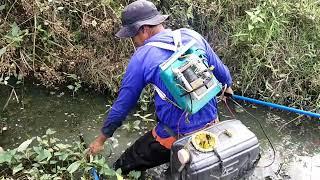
[0, 0, 319, 111]
[1, 0, 319, 179]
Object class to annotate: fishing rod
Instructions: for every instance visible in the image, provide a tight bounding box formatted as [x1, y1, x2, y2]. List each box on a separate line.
[79, 133, 100, 180]
[232, 95, 320, 119]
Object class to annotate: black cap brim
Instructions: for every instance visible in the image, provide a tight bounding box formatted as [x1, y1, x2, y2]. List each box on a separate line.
[116, 14, 169, 38]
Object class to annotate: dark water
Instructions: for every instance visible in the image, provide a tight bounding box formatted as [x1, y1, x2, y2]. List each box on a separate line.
[0, 84, 319, 179]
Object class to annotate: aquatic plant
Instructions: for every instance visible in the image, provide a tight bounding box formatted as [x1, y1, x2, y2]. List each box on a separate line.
[65, 73, 82, 97]
[0, 129, 140, 179]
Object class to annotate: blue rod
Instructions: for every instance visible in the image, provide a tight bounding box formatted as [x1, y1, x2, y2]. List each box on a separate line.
[232, 94, 320, 119]
[90, 168, 99, 180]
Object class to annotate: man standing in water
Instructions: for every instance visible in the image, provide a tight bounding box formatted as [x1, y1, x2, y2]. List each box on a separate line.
[89, 0, 233, 175]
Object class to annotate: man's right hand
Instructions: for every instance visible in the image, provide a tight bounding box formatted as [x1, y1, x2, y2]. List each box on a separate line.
[89, 133, 108, 155]
[224, 87, 234, 97]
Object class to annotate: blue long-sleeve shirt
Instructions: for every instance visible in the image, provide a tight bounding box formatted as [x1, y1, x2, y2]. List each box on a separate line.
[102, 28, 232, 138]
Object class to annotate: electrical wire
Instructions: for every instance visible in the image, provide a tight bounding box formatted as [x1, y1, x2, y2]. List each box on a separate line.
[177, 110, 188, 139]
[227, 97, 276, 168]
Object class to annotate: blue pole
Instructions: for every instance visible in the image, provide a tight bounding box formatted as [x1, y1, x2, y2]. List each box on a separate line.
[232, 94, 320, 119]
[90, 168, 99, 180]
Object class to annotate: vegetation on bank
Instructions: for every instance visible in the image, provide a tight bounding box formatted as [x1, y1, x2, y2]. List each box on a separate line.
[0, 0, 319, 111]
[163, 0, 320, 111]
[0, 1, 319, 178]
[0, 129, 141, 179]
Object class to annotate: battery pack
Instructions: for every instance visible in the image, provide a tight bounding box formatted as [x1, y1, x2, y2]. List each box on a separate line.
[170, 120, 260, 180]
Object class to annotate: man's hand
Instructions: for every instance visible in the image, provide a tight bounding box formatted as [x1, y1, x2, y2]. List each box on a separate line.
[224, 87, 234, 97]
[219, 86, 234, 102]
[89, 133, 108, 155]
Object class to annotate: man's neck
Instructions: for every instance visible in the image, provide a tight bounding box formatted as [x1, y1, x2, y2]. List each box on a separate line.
[149, 25, 165, 38]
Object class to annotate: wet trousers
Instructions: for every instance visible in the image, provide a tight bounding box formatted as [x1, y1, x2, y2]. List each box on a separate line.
[113, 130, 171, 175]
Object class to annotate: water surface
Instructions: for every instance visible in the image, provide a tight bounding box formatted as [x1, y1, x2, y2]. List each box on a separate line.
[0, 84, 319, 179]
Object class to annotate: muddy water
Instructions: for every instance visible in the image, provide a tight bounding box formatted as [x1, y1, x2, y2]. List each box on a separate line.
[0, 84, 319, 179]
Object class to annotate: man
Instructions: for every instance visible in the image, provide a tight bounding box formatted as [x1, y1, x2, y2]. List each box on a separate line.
[89, 0, 233, 175]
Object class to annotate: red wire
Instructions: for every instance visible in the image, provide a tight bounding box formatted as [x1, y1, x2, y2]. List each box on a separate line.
[223, 98, 236, 118]
[177, 111, 187, 138]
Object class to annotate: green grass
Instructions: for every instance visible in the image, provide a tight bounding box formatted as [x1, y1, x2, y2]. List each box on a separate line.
[0, 0, 319, 112]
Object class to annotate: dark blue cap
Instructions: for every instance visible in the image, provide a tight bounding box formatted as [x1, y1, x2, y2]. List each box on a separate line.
[116, 0, 169, 38]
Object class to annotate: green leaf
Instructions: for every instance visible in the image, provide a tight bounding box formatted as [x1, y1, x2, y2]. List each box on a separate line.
[128, 170, 141, 179]
[40, 174, 53, 180]
[32, 163, 40, 167]
[67, 161, 81, 174]
[12, 153, 23, 161]
[248, 24, 254, 31]
[0, 151, 12, 163]
[36, 136, 42, 142]
[17, 138, 34, 152]
[256, 17, 264, 23]
[59, 167, 67, 171]
[46, 129, 56, 135]
[0, 47, 6, 57]
[84, 166, 92, 172]
[67, 85, 74, 90]
[141, 104, 147, 111]
[133, 120, 141, 130]
[55, 144, 71, 150]
[35, 148, 52, 162]
[0, 4, 6, 11]
[245, 11, 254, 17]
[101, 168, 116, 176]
[49, 160, 58, 164]
[33, 146, 41, 154]
[116, 173, 124, 180]
[58, 153, 69, 161]
[67, 74, 77, 79]
[122, 123, 131, 131]
[101, 0, 112, 6]
[143, 114, 152, 118]
[17, 72, 23, 80]
[13, 163, 24, 175]
[11, 22, 21, 37]
[44, 149, 52, 161]
[186, 6, 193, 19]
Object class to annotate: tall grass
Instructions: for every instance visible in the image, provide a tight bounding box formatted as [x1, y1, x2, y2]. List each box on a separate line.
[231, 0, 320, 110]
[0, 0, 319, 111]
[160, 0, 320, 111]
[0, 0, 132, 95]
